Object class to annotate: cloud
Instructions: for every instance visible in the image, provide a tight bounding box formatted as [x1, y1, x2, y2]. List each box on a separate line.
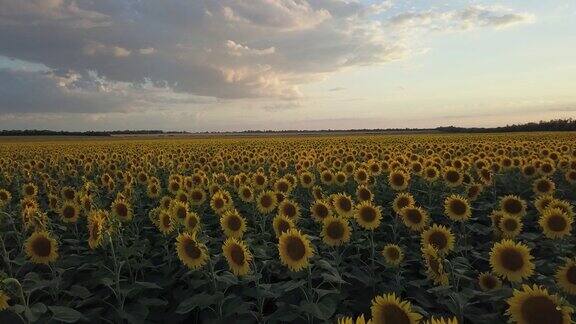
[389, 5, 534, 32]
[0, 0, 535, 117]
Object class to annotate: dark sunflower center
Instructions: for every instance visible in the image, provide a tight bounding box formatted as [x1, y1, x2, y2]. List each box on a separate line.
[176, 207, 186, 219]
[187, 216, 197, 229]
[277, 220, 290, 234]
[566, 266, 576, 284]
[230, 244, 245, 265]
[446, 170, 460, 183]
[0, 192, 8, 201]
[405, 209, 422, 224]
[386, 248, 400, 260]
[278, 182, 289, 192]
[191, 191, 203, 201]
[396, 197, 410, 210]
[380, 304, 411, 324]
[428, 231, 447, 249]
[242, 189, 251, 198]
[63, 206, 76, 219]
[283, 204, 296, 217]
[184, 241, 202, 259]
[116, 204, 128, 217]
[482, 276, 496, 289]
[449, 200, 467, 216]
[503, 199, 522, 214]
[326, 221, 344, 239]
[227, 216, 241, 231]
[214, 198, 224, 209]
[426, 169, 436, 178]
[391, 173, 405, 186]
[361, 207, 377, 222]
[520, 296, 563, 324]
[338, 198, 352, 212]
[260, 195, 272, 208]
[315, 205, 329, 219]
[32, 236, 52, 257]
[503, 218, 518, 231]
[286, 236, 306, 261]
[323, 173, 333, 182]
[537, 181, 551, 192]
[162, 215, 171, 227]
[64, 190, 75, 200]
[25, 186, 35, 195]
[358, 189, 371, 201]
[548, 215, 567, 232]
[500, 248, 524, 271]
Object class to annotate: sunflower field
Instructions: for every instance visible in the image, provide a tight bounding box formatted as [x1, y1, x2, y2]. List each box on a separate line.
[0, 133, 576, 324]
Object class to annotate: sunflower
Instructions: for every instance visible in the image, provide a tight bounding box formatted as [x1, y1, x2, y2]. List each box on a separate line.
[539, 208, 572, 239]
[87, 210, 106, 249]
[465, 183, 483, 201]
[401, 206, 429, 232]
[146, 182, 161, 199]
[443, 167, 463, 187]
[222, 237, 252, 276]
[478, 272, 502, 291]
[388, 170, 410, 191]
[256, 190, 277, 214]
[311, 185, 324, 200]
[238, 185, 254, 203]
[60, 201, 80, 224]
[382, 244, 404, 267]
[532, 177, 556, 196]
[422, 244, 449, 286]
[392, 193, 415, 215]
[170, 200, 189, 224]
[25, 231, 59, 264]
[157, 210, 175, 235]
[421, 224, 455, 255]
[499, 214, 523, 239]
[556, 258, 576, 295]
[61, 186, 76, 201]
[423, 166, 439, 182]
[355, 201, 382, 230]
[220, 209, 246, 238]
[489, 239, 534, 282]
[534, 194, 555, 214]
[273, 214, 296, 238]
[310, 200, 333, 222]
[566, 170, 576, 184]
[506, 284, 573, 324]
[356, 185, 374, 202]
[274, 178, 293, 194]
[499, 195, 527, 218]
[175, 232, 209, 270]
[210, 191, 229, 215]
[337, 314, 370, 324]
[321, 216, 351, 246]
[547, 199, 575, 219]
[22, 182, 38, 197]
[278, 229, 314, 272]
[443, 195, 471, 222]
[370, 293, 422, 324]
[278, 199, 301, 220]
[0, 188, 12, 207]
[111, 198, 133, 222]
[184, 211, 201, 234]
[333, 193, 354, 218]
[335, 171, 348, 186]
[0, 290, 9, 311]
[189, 187, 207, 206]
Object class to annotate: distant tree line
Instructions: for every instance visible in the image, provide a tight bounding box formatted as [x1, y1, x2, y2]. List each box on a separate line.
[1, 118, 574, 136]
[437, 118, 576, 133]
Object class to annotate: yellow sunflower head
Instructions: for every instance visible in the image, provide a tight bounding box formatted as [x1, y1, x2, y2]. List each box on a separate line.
[489, 239, 534, 282]
[422, 244, 449, 286]
[499, 195, 527, 218]
[256, 190, 278, 214]
[532, 177, 556, 196]
[370, 293, 422, 324]
[310, 199, 333, 222]
[539, 208, 572, 239]
[443, 167, 463, 187]
[356, 184, 374, 202]
[111, 198, 133, 222]
[157, 210, 175, 235]
[87, 210, 107, 249]
[184, 211, 201, 234]
[321, 216, 351, 246]
[498, 215, 523, 239]
[278, 229, 314, 272]
[421, 224, 455, 255]
[477, 272, 502, 291]
[273, 214, 296, 238]
[354, 201, 382, 230]
[175, 232, 209, 270]
[423, 317, 459, 324]
[556, 258, 576, 295]
[25, 231, 59, 264]
[60, 201, 80, 224]
[401, 206, 429, 232]
[333, 193, 354, 218]
[220, 209, 246, 238]
[382, 244, 404, 267]
[222, 237, 252, 276]
[388, 170, 410, 191]
[392, 193, 415, 215]
[0, 290, 10, 311]
[278, 199, 301, 220]
[443, 195, 471, 222]
[507, 284, 573, 324]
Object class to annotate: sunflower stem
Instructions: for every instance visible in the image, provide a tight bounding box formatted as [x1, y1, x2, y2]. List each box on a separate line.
[0, 234, 13, 276]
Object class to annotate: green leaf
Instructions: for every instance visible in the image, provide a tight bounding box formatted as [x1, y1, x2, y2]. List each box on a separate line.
[49, 306, 86, 323]
[176, 293, 221, 314]
[134, 281, 163, 290]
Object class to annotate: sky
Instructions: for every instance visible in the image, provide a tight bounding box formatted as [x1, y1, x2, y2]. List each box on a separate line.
[0, 0, 575, 131]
